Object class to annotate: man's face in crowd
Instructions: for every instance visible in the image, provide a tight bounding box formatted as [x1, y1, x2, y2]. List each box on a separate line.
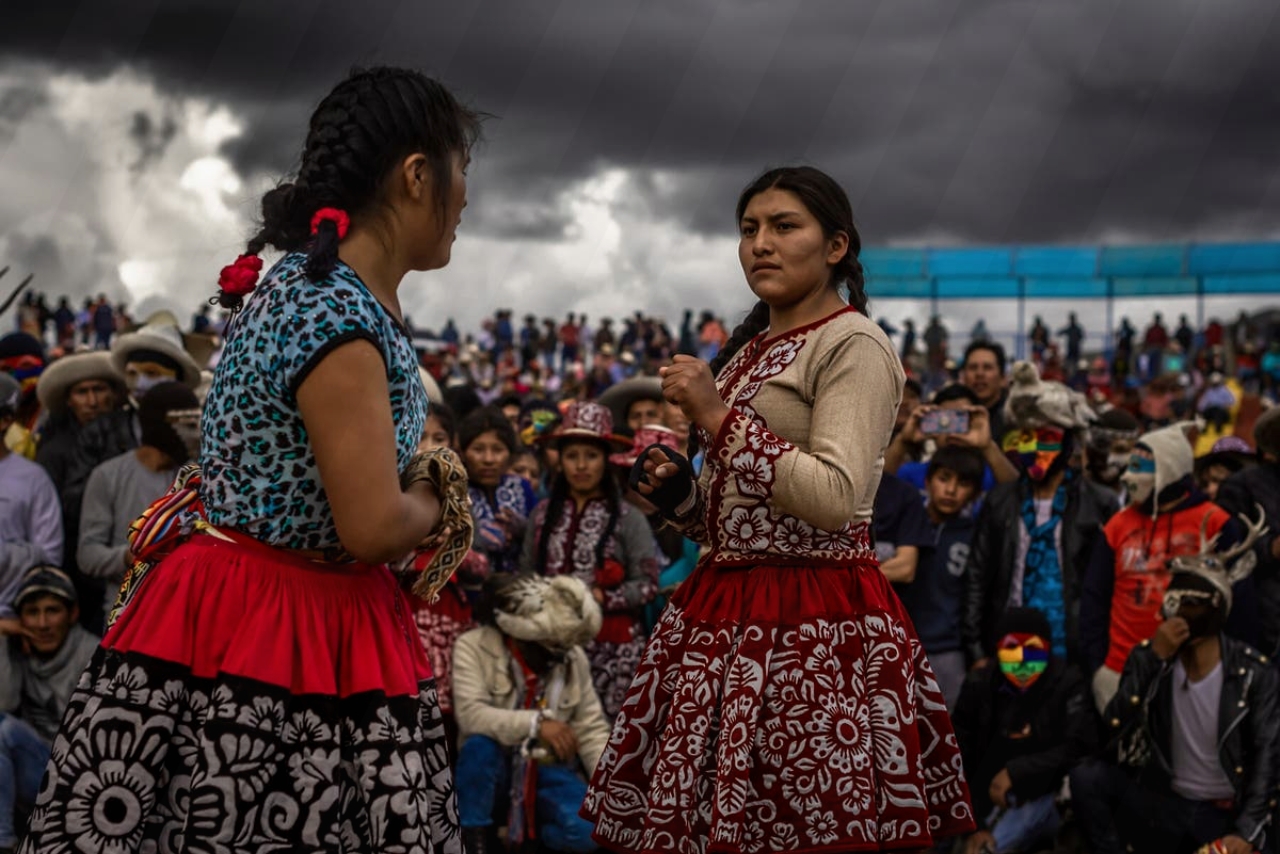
[19, 594, 77, 656]
[1199, 463, 1232, 501]
[627, 398, 662, 432]
[67, 378, 117, 426]
[961, 348, 1003, 406]
[895, 386, 922, 436]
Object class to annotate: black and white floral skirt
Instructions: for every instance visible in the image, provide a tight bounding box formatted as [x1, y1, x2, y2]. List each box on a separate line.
[19, 532, 461, 854]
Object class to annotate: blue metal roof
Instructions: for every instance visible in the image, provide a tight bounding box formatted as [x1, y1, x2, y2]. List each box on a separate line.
[861, 241, 1280, 299]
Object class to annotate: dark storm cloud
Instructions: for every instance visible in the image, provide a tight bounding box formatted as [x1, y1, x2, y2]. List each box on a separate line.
[128, 109, 178, 172]
[3, 0, 1278, 244]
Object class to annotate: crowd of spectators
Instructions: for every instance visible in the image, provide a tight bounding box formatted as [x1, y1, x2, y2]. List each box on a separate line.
[1, 291, 1279, 853]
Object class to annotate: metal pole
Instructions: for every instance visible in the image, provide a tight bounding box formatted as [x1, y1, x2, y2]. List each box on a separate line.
[1016, 278, 1026, 361]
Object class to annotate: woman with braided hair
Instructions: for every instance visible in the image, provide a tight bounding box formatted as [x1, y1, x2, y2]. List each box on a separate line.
[583, 167, 974, 853]
[19, 67, 479, 854]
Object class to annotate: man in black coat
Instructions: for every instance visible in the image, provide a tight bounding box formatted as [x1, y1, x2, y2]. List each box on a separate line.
[1216, 407, 1280, 657]
[952, 607, 1095, 854]
[1069, 558, 1278, 854]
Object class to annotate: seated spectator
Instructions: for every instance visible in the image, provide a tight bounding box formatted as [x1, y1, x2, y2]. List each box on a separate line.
[952, 607, 1094, 854]
[894, 446, 985, 709]
[0, 374, 62, 617]
[0, 567, 100, 851]
[77, 382, 200, 619]
[1070, 545, 1276, 854]
[1080, 424, 1257, 713]
[453, 573, 610, 854]
[1196, 373, 1237, 434]
[872, 472, 933, 585]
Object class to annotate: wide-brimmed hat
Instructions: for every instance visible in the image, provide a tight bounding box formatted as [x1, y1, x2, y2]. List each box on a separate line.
[36, 351, 125, 416]
[610, 423, 680, 468]
[547, 401, 631, 450]
[597, 376, 663, 429]
[111, 312, 203, 388]
[416, 367, 444, 406]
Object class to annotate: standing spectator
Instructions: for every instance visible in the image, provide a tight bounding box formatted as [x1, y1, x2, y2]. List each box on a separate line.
[0, 373, 62, 617]
[520, 402, 657, 718]
[677, 309, 697, 356]
[461, 406, 538, 575]
[1216, 406, 1280, 657]
[963, 365, 1118, 664]
[1029, 315, 1050, 363]
[558, 313, 580, 370]
[895, 446, 985, 709]
[970, 318, 990, 344]
[1070, 557, 1276, 854]
[952, 607, 1094, 854]
[1056, 311, 1085, 367]
[1082, 408, 1141, 496]
[90, 296, 114, 350]
[1174, 314, 1195, 355]
[900, 317, 918, 362]
[961, 340, 1010, 443]
[924, 314, 949, 378]
[0, 332, 46, 459]
[1143, 312, 1170, 379]
[78, 382, 199, 618]
[695, 310, 726, 362]
[51, 299, 75, 351]
[1194, 437, 1254, 502]
[453, 573, 611, 854]
[872, 472, 935, 586]
[0, 567, 100, 852]
[1079, 424, 1252, 712]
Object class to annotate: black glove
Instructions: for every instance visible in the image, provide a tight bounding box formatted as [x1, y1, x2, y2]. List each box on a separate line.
[629, 443, 697, 519]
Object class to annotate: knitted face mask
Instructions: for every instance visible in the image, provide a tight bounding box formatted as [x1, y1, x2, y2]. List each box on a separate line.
[997, 632, 1049, 691]
[1003, 427, 1065, 482]
[1121, 453, 1156, 505]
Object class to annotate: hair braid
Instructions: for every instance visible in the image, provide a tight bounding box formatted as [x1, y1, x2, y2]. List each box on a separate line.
[213, 66, 481, 308]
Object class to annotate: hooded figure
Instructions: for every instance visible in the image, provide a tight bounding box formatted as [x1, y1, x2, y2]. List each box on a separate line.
[452, 573, 611, 854]
[1081, 423, 1258, 713]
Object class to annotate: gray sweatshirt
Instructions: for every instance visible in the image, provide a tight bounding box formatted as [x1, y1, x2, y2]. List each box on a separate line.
[0, 624, 100, 741]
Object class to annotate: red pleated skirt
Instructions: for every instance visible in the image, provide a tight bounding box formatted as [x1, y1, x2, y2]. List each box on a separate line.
[20, 531, 462, 854]
[581, 558, 975, 854]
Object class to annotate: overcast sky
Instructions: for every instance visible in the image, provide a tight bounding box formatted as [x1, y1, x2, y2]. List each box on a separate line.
[1, 0, 1278, 348]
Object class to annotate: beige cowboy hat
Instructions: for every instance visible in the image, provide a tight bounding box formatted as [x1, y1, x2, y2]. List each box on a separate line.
[36, 351, 125, 417]
[111, 311, 203, 388]
[596, 376, 663, 430]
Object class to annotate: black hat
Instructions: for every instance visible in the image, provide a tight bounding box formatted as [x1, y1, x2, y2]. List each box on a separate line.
[995, 606, 1052, 640]
[15, 565, 78, 609]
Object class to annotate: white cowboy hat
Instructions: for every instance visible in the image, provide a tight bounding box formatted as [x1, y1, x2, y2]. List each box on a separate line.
[36, 351, 125, 417]
[110, 312, 203, 388]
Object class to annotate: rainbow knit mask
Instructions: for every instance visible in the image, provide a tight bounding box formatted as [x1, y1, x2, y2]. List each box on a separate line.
[997, 632, 1049, 691]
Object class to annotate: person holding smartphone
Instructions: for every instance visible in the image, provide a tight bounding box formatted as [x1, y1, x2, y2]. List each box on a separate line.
[885, 383, 1019, 491]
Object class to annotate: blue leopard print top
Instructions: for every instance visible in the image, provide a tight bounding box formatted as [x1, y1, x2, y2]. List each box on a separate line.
[199, 252, 427, 550]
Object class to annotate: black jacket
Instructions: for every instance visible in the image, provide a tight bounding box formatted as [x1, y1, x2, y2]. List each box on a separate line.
[963, 475, 1118, 663]
[1104, 636, 1278, 849]
[952, 658, 1095, 827]
[1217, 463, 1280, 656]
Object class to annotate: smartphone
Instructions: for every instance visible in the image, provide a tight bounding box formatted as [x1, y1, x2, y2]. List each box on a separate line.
[920, 409, 970, 436]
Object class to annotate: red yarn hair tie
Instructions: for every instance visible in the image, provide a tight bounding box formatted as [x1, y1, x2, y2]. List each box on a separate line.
[218, 254, 263, 296]
[310, 207, 351, 240]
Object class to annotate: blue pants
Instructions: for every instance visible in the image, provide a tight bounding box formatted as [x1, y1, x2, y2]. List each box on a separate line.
[456, 735, 596, 853]
[0, 713, 50, 847]
[989, 792, 1060, 852]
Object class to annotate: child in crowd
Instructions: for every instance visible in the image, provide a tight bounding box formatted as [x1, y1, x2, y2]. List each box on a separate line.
[894, 445, 985, 709]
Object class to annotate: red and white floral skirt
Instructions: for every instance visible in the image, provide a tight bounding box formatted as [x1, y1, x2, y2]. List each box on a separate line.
[581, 558, 974, 853]
[20, 531, 461, 854]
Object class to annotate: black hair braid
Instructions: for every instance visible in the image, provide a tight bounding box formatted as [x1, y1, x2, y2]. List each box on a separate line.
[686, 299, 771, 460]
[218, 66, 482, 307]
[535, 475, 570, 574]
[592, 478, 622, 570]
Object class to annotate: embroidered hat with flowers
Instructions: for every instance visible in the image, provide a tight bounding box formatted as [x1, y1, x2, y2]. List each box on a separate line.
[546, 401, 631, 452]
